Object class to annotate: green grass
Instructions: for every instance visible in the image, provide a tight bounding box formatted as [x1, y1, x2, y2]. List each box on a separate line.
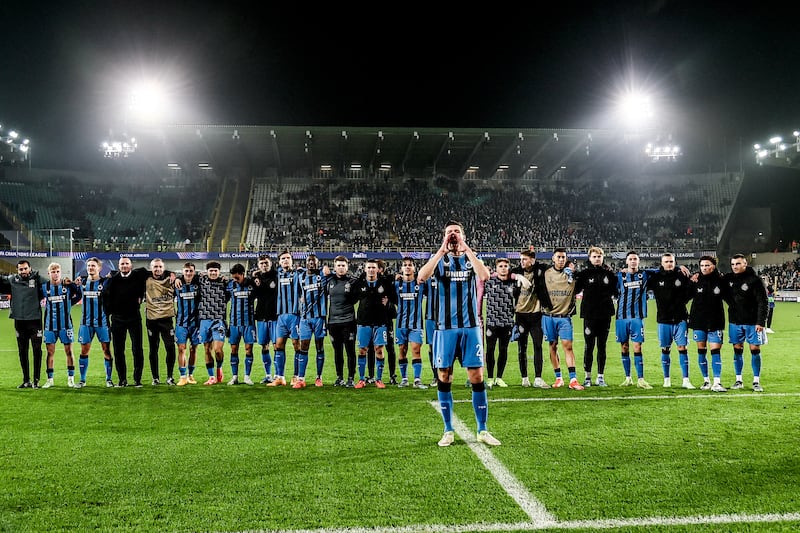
[1, 302, 799, 532]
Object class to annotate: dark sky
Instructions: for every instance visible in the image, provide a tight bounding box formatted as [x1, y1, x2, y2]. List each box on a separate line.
[2, 1, 798, 168]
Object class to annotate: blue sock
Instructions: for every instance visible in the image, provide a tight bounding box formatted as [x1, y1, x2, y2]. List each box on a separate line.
[297, 350, 309, 378]
[733, 349, 744, 376]
[244, 356, 253, 376]
[188, 364, 195, 376]
[358, 356, 366, 380]
[412, 360, 422, 381]
[316, 350, 325, 377]
[104, 358, 113, 381]
[67, 366, 75, 378]
[179, 366, 187, 377]
[711, 349, 722, 378]
[230, 355, 240, 377]
[275, 349, 285, 376]
[661, 350, 671, 378]
[206, 363, 214, 377]
[215, 360, 223, 371]
[751, 350, 761, 377]
[261, 350, 272, 376]
[47, 368, 54, 379]
[679, 350, 689, 379]
[633, 353, 644, 378]
[621, 354, 631, 377]
[438, 390, 454, 432]
[400, 360, 408, 379]
[698, 349, 709, 378]
[568, 369, 577, 381]
[293, 353, 299, 377]
[79, 356, 88, 382]
[554, 367, 562, 379]
[472, 386, 488, 433]
[376, 358, 385, 381]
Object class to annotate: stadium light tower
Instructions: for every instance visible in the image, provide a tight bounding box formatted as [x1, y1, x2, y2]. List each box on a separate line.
[769, 136, 782, 158]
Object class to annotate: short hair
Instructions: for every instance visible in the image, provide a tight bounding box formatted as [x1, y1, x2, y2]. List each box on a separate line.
[206, 261, 222, 270]
[183, 262, 196, 269]
[520, 250, 536, 259]
[732, 253, 747, 261]
[553, 247, 567, 255]
[86, 257, 101, 266]
[150, 257, 164, 266]
[376, 259, 385, 269]
[333, 255, 348, 264]
[230, 263, 246, 275]
[402, 256, 415, 265]
[445, 219, 464, 230]
[17, 260, 30, 267]
[48, 262, 61, 272]
[279, 250, 292, 259]
[588, 246, 604, 256]
[699, 255, 717, 266]
[366, 258, 379, 266]
[258, 255, 271, 262]
[626, 250, 639, 259]
[495, 258, 510, 266]
[662, 252, 675, 259]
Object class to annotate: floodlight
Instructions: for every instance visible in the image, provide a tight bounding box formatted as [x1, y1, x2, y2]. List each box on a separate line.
[769, 136, 782, 144]
[20, 145, 29, 153]
[9, 130, 18, 139]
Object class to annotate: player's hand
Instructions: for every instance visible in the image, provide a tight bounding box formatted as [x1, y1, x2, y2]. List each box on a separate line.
[381, 296, 389, 306]
[74, 276, 83, 285]
[322, 265, 331, 276]
[253, 277, 261, 286]
[689, 273, 699, 283]
[515, 275, 532, 290]
[63, 277, 72, 285]
[174, 278, 183, 289]
[679, 265, 690, 276]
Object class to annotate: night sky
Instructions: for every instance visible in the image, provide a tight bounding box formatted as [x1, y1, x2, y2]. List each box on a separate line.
[2, 1, 799, 169]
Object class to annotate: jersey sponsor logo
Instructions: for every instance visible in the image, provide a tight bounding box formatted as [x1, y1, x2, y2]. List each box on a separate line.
[445, 270, 470, 280]
[624, 281, 642, 289]
[83, 291, 101, 298]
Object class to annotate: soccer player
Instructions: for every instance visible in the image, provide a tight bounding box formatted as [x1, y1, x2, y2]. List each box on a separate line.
[226, 263, 257, 385]
[574, 247, 617, 387]
[253, 255, 278, 383]
[293, 254, 329, 388]
[1, 260, 46, 388]
[645, 253, 693, 389]
[326, 255, 357, 387]
[418, 221, 499, 447]
[423, 272, 439, 387]
[537, 249, 584, 390]
[394, 257, 428, 389]
[175, 262, 201, 386]
[193, 261, 229, 385]
[102, 256, 150, 387]
[351, 258, 397, 388]
[688, 256, 728, 391]
[267, 250, 303, 387]
[40, 263, 82, 388]
[144, 258, 177, 385]
[725, 254, 768, 392]
[76, 257, 114, 387]
[511, 249, 548, 388]
[377, 259, 398, 385]
[615, 251, 657, 389]
[483, 258, 518, 388]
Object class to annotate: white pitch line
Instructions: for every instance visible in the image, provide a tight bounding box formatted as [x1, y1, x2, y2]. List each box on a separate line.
[428, 400, 557, 527]
[452, 391, 800, 404]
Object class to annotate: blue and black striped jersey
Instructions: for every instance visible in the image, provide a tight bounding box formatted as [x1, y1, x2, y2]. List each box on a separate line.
[80, 278, 108, 328]
[395, 279, 425, 330]
[616, 270, 654, 320]
[299, 270, 328, 319]
[41, 282, 82, 332]
[276, 267, 303, 316]
[175, 279, 200, 328]
[424, 278, 438, 321]
[435, 254, 479, 330]
[227, 278, 255, 327]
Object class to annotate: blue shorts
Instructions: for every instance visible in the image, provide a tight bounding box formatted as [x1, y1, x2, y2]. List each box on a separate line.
[78, 325, 110, 344]
[276, 314, 300, 340]
[357, 325, 387, 349]
[45, 329, 74, 345]
[299, 317, 327, 340]
[434, 327, 484, 369]
[396, 327, 423, 346]
[256, 320, 276, 345]
[728, 324, 765, 346]
[542, 315, 573, 342]
[425, 319, 436, 345]
[175, 325, 201, 346]
[615, 318, 645, 344]
[658, 322, 688, 347]
[693, 329, 724, 345]
[229, 325, 256, 345]
[199, 319, 227, 343]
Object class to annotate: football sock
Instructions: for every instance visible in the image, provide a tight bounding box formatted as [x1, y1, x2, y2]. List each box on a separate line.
[67, 366, 75, 377]
[179, 366, 187, 377]
[79, 357, 88, 382]
[711, 349, 722, 378]
[376, 357, 385, 381]
[471, 381, 488, 432]
[437, 381, 454, 432]
[733, 348, 744, 376]
[357, 356, 366, 380]
[47, 368, 54, 379]
[297, 350, 308, 378]
[315, 349, 324, 377]
[261, 350, 272, 376]
[230, 355, 240, 377]
[188, 364, 195, 376]
[412, 359, 423, 381]
[633, 352, 644, 378]
[621, 354, 631, 377]
[679, 350, 689, 379]
[661, 349, 671, 378]
[567, 367, 576, 381]
[751, 349, 761, 378]
[244, 355, 253, 376]
[206, 362, 214, 377]
[275, 349, 285, 376]
[553, 367, 562, 379]
[697, 349, 709, 378]
[104, 358, 113, 381]
[399, 359, 408, 380]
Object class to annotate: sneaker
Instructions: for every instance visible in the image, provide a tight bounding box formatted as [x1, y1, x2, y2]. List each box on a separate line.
[429, 377, 438, 387]
[345, 378, 355, 388]
[552, 377, 565, 388]
[333, 377, 345, 387]
[260, 376, 273, 385]
[133, 381, 144, 388]
[521, 377, 531, 387]
[116, 380, 128, 388]
[227, 376, 239, 386]
[486, 380, 493, 390]
[355, 379, 366, 389]
[203, 377, 217, 386]
[494, 377, 508, 388]
[187, 375, 197, 385]
[637, 378, 653, 390]
[67, 376, 75, 388]
[663, 378, 671, 388]
[166, 377, 176, 386]
[700, 381, 711, 390]
[752, 382, 764, 392]
[765, 327, 774, 334]
[389, 376, 398, 386]
[177, 377, 188, 387]
[583, 378, 592, 388]
[267, 376, 287, 387]
[366, 377, 375, 385]
[32, 380, 40, 389]
[682, 379, 696, 390]
[711, 383, 727, 392]
[438, 431, 455, 447]
[105, 380, 115, 388]
[533, 377, 551, 389]
[375, 380, 386, 389]
[413, 379, 429, 389]
[151, 378, 161, 386]
[620, 377, 633, 386]
[244, 376, 254, 386]
[731, 380, 744, 390]
[17, 381, 32, 389]
[569, 379, 585, 390]
[477, 430, 501, 446]
[398, 378, 410, 388]
[216, 368, 223, 383]
[314, 377, 323, 387]
[42, 378, 54, 389]
[292, 379, 306, 389]
[75, 381, 86, 389]
[595, 377, 608, 387]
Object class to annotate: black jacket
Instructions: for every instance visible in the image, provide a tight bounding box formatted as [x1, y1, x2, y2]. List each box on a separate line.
[574, 262, 618, 319]
[350, 275, 397, 326]
[688, 269, 727, 331]
[725, 266, 768, 327]
[102, 267, 149, 319]
[646, 268, 692, 324]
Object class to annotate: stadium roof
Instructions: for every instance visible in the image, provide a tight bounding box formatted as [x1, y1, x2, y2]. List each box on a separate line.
[119, 125, 636, 181]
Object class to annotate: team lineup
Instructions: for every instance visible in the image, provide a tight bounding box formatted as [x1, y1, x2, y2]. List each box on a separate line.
[1, 221, 768, 448]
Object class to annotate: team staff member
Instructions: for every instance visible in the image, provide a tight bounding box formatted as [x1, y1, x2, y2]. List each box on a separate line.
[511, 250, 548, 388]
[0, 260, 46, 388]
[144, 258, 177, 385]
[326, 256, 358, 388]
[102, 257, 150, 387]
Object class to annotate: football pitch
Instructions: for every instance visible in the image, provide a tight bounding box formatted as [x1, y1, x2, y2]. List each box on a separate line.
[1, 302, 799, 532]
